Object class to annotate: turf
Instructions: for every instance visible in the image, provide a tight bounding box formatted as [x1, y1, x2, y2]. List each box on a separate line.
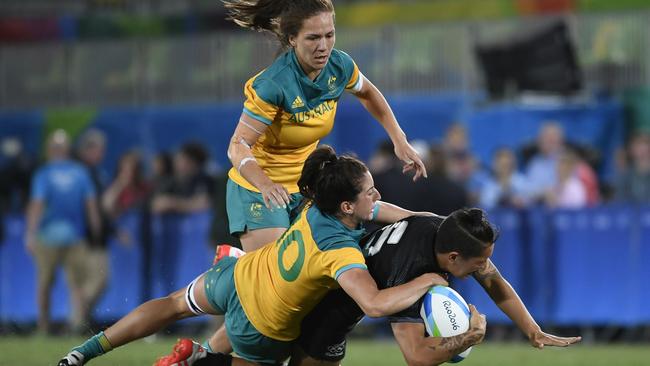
[0, 336, 647, 365]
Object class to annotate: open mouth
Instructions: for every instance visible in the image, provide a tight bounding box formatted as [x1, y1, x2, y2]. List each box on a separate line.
[315, 55, 329, 63]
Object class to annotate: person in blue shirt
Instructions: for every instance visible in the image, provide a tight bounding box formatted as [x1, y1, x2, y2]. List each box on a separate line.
[25, 129, 101, 334]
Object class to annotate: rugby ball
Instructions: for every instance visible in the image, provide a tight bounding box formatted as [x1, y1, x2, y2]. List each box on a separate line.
[420, 285, 472, 363]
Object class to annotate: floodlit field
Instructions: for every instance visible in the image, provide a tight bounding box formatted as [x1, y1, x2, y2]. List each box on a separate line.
[0, 336, 647, 366]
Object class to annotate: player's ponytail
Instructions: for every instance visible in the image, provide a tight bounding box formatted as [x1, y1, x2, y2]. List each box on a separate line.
[299, 145, 337, 200]
[298, 145, 368, 216]
[223, 0, 334, 49]
[436, 208, 499, 258]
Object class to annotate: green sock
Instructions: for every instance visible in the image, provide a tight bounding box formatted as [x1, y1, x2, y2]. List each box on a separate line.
[202, 339, 215, 353]
[73, 331, 113, 361]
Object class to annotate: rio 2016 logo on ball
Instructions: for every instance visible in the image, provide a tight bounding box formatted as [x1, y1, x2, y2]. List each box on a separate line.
[420, 285, 472, 363]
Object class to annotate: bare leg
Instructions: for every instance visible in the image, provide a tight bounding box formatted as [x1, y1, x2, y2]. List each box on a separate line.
[37, 279, 53, 334]
[104, 287, 196, 347]
[208, 324, 233, 353]
[239, 227, 285, 252]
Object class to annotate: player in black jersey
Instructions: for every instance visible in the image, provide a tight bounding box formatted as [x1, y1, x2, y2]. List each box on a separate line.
[292, 208, 581, 366]
[159, 208, 580, 366]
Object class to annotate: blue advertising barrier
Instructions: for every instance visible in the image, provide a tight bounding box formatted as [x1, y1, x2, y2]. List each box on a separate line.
[2, 206, 649, 326]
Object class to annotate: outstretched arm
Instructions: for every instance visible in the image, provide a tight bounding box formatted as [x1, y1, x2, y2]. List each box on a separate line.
[373, 201, 440, 224]
[392, 305, 486, 366]
[338, 268, 447, 318]
[473, 259, 581, 348]
[353, 76, 427, 181]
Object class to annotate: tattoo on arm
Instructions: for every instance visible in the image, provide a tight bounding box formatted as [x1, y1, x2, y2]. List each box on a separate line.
[472, 259, 502, 284]
[425, 327, 482, 357]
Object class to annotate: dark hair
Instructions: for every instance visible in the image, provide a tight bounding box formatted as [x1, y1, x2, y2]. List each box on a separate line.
[179, 142, 209, 167]
[435, 208, 499, 258]
[298, 145, 368, 216]
[223, 0, 334, 49]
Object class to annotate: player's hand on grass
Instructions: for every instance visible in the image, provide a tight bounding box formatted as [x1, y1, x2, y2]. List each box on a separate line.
[259, 181, 291, 210]
[468, 304, 487, 345]
[394, 140, 428, 181]
[528, 329, 582, 349]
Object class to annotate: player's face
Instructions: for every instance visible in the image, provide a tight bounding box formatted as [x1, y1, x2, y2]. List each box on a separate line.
[352, 171, 381, 222]
[290, 11, 336, 79]
[447, 244, 494, 278]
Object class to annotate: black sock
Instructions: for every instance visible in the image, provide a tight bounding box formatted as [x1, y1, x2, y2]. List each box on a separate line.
[193, 352, 233, 366]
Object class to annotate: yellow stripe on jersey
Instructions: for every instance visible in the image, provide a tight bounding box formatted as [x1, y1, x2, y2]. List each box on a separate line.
[233, 206, 367, 341]
[242, 74, 279, 125]
[345, 61, 362, 91]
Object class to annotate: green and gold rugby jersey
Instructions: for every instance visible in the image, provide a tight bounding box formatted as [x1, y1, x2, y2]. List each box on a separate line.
[233, 203, 367, 341]
[228, 48, 363, 193]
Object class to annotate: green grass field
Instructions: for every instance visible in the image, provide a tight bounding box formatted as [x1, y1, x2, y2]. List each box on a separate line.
[0, 336, 647, 365]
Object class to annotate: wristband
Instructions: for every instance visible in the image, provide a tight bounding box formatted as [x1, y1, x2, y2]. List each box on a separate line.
[238, 157, 257, 174]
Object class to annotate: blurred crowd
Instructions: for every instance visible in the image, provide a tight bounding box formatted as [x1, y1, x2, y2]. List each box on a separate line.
[1, 122, 649, 334]
[0, 128, 234, 335]
[368, 122, 650, 215]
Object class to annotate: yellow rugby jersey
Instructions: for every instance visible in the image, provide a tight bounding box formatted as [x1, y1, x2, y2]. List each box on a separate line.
[229, 48, 363, 193]
[233, 204, 367, 341]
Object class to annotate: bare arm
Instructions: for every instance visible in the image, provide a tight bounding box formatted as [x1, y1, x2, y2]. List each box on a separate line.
[391, 305, 486, 366]
[227, 114, 290, 209]
[473, 259, 581, 348]
[337, 268, 447, 318]
[102, 180, 126, 218]
[374, 201, 440, 224]
[353, 76, 427, 181]
[25, 199, 44, 254]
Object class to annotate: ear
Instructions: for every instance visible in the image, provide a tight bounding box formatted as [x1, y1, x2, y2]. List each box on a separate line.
[288, 35, 297, 48]
[447, 251, 460, 263]
[340, 201, 354, 215]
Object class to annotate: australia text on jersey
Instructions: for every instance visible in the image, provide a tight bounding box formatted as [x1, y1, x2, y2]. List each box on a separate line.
[289, 100, 336, 123]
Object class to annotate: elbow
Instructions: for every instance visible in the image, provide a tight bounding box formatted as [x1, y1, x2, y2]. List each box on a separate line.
[360, 303, 384, 318]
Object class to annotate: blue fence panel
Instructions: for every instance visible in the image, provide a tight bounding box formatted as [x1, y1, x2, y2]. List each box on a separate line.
[551, 207, 638, 325]
[150, 213, 182, 299]
[523, 208, 554, 323]
[452, 209, 525, 324]
[2, 204, 648, 325]
[174, 211, 215, 325]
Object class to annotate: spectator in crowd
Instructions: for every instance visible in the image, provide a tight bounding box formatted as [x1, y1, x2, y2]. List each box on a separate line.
[151, 142, 214, 214]
[480, 147, 529, 210]
[102, 150, 151, 219]
[0, 137, 36, 243]
[102, 150, 151, 246]
[25, 130, 101, 334]
[615, 132, 650, 203]
[371, 140, 426, 211]
[446, 149, 489, 206]
[524, 122, 567, 203]
[75, 128, 112, 333]
[0, 137, 35, 212]
[151, 152, 175, 195]
[412, 144, 469, 215]
[544, 150, 588, 209]
[442, 123, 470, 157]
[442, 123, 489, 205]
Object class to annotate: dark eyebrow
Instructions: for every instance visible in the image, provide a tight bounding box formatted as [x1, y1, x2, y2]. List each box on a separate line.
[366, 186, 375, 194]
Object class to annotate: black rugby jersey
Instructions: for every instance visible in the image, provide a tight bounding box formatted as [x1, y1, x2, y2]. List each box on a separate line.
[361, 215, 447, 321]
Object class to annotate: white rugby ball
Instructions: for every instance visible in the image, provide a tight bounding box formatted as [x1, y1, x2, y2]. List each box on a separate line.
[420, 285, 472, 363]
